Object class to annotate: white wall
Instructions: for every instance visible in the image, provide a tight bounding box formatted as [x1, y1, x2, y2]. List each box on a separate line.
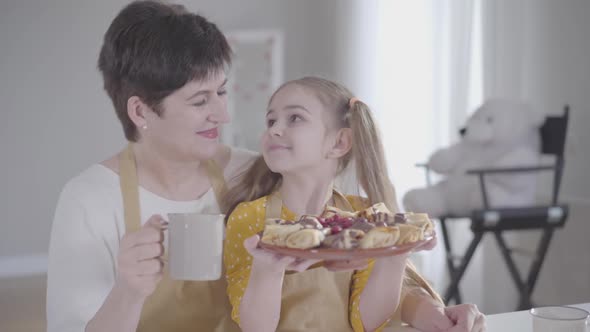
[0, 0, 124, 262]
[519, 0, 590, 310]
[481, 0, 590, 313]
[0, 0, 340, 270]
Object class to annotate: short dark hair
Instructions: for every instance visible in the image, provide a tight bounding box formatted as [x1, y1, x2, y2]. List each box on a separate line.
[98, 0, 232, 141]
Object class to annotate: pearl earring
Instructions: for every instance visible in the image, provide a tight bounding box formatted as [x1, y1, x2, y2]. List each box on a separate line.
[141, 125, 148, 130]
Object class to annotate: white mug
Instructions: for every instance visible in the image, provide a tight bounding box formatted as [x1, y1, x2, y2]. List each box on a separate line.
[530, 306, 589, 332]
[167, 213, 225, 281]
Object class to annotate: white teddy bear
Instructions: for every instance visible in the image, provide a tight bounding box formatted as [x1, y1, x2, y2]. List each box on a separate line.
[403, 99, 545, 217]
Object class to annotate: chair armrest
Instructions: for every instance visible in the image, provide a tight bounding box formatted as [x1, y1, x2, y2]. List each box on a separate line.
[471, 204, 569, 231]
[466, 165, 556, 175]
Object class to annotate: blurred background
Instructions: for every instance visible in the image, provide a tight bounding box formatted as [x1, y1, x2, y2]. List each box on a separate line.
[1, 0, 589, 331]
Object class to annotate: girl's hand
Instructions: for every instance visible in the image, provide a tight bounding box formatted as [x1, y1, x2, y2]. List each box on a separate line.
[443, 304, 486, 332]
[243, 235, 321, 274]
[405, 295, 454, 332]
[414, 232, 438, 252]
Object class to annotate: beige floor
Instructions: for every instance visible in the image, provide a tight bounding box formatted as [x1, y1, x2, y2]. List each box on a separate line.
[0, 274, 46, 332]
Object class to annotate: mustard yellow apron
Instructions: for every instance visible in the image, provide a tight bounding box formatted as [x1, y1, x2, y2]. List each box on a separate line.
[265, 190, 357, 332]
[119, 144, 240, 332]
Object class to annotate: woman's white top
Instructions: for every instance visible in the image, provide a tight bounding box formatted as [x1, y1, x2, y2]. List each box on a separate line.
[46, 147, 256, 332]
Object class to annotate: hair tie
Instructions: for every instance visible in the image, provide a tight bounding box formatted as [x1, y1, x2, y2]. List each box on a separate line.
[348, 97, 359, 109]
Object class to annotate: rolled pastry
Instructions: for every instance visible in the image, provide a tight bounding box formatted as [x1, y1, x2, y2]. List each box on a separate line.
[406, 212, 429, 223]
[265, 218, 286, 225]
[285, 229, 325, 249]
[349, 219, 375, 233]
[373, 212, 395, 225]
[357, 203, 394, 222]
[299, 216, 324, 229]
[359, 226, 400, 249]
[396, 224, 424, 245]
[406, 213, 435, 237]
[323, 229, 365, 249]
[261, 224, 304, 246]
[322, 206, 357, 219]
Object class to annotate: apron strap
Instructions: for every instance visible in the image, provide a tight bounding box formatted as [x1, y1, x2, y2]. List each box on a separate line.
[120, 144, 142, 233]
[119, 144, 229, 234]
[265, 191, 283, 220]
[205, 158, 228, 209]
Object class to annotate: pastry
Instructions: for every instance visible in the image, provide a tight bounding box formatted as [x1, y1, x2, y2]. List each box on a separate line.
[323, 229, 365, 249]
[396, 224, 423, 245]
[285, 229, 325, 249]
[406, 213, 435, 237]
[260, 202, 434, 249]
[359, 226, 400, 249]
[261, 224, 304, 246]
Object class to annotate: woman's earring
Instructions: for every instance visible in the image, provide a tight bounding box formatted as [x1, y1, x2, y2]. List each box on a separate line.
[141, 125, 148, 130]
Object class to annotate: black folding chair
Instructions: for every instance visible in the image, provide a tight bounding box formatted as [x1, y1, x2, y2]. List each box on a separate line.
[418, 105, 570, 310]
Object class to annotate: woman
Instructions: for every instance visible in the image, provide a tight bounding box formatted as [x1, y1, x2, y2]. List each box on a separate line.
[46, 2, 254, 331]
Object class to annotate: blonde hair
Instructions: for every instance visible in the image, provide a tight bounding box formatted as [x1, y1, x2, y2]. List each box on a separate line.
[223, 76, 443, 304]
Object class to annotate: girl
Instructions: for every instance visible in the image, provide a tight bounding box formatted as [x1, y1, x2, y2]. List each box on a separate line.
[223, 77, 484, 331]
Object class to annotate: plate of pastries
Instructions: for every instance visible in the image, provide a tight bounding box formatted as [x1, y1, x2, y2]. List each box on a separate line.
[258, 203, 435, 260]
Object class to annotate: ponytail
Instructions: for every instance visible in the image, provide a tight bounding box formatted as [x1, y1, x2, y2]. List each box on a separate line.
[348, 100, 443, 304]
[348, 101, 399, 212]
